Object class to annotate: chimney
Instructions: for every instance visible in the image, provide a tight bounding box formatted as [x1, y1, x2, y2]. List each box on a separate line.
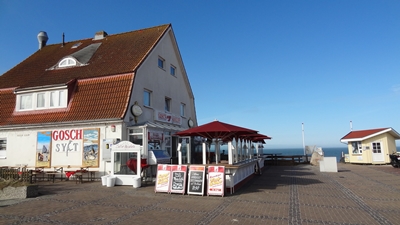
[94, 30, 108, 40]
[62, 32, 65, 47]
[37, 31, 48, 50]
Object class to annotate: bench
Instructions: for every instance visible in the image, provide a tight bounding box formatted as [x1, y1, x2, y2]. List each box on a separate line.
[31, 167, 45, 183]
[63, 166, 97, 183]
[46, 166, 63, 183]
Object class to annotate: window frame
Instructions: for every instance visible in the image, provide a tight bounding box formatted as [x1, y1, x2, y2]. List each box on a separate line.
[165, 97, 171, 112]
[170, 65, 176, 76]
[143, 89, 152, 107]
[50, 90, 67, 108]
[158, 57, 165, 70]
[19, 93, 33, 110]
[372, 142, 382, 153]
[0, 138, 7, 159]
[351, 141, 363, 154]
[58, 57, 77, 68]
[16, 89, 68, 111]
[36, 92, 46, 109]
[180, 103, 185, 117]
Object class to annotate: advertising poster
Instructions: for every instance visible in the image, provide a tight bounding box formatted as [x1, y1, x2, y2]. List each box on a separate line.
[102, 139, 114, 161]
[82, 128, 99, 167]
[187, 165, 205, 196]
[170, 165, 187, 194]
[155, 164, 172, 193]
[207, 166, 225, 197]
[36, 131, 52, 168]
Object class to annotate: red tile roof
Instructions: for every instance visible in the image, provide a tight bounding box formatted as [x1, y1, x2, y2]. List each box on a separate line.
[0, 24, 169, 89]
[340, 128, 400, 141]
[0, 24, 170, 126]
[0, 74, 134, 126]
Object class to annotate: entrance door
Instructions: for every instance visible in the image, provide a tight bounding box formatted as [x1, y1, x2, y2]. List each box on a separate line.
[371, 142, 384, 162]
[178, 137, 190, 164]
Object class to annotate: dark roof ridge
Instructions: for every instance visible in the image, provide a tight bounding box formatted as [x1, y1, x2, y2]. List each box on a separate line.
[38, 24, 171, 47]
[106, 23, 171, 39]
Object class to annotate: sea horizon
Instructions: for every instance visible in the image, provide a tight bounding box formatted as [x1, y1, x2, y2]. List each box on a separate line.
[263, 146, 400, 162]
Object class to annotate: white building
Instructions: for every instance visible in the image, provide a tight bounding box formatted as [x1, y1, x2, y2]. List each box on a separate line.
[0, 24, 197, 176]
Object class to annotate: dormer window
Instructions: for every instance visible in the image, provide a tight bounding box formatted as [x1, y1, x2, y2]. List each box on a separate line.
[58, 57, 77, 68]
[15, 86, 68, 112]
[47, 43, 101, 71]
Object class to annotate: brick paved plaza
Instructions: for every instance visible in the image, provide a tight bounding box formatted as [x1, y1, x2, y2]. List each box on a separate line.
[1, 163, 400, 225]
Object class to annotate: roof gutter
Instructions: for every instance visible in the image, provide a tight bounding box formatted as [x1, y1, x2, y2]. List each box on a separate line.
[0, 118, 123, 130]
[340, 128, 400, 143]
[14, 83, 68, 94]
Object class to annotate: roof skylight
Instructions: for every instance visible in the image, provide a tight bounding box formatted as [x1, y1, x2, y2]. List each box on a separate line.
[71, 42, 82, 49]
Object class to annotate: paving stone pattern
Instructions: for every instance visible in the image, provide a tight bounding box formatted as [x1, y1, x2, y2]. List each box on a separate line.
[1, 163, 400, 225]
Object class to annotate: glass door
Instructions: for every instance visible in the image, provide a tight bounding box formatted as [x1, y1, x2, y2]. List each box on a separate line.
[178, 137, 190, 164]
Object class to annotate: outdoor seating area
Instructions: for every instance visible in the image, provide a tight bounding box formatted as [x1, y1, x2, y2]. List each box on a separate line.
[0, 165, 98, 184]
[64, 166, 96, 183]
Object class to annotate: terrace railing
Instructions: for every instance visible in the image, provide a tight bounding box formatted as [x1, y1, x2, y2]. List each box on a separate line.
[0, 167, 33, 183]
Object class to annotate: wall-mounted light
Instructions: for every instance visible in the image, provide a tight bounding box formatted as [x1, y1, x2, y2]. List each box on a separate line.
[111, 125, 116, 132]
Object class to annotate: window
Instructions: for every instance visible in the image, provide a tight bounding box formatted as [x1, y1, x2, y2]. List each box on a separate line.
[180, 103, 185, 117]
[143, 90, 151, 107]
[16, 89, 67, 111]
[351, 141, 362, 154]
[20, 94, 33, 110]
[129, 129, 144, 155]
[170, 65, 176, 76]
[37, 93, 46, 108]
[113, 152, 138, 175]
[158, 57, 165, 69]
[50, 90, 66, 107]
[372, 142, 382, 153]
[165, 97, 171, 112]
[0, 138, 6, 159]
[58, 57, 77, 68]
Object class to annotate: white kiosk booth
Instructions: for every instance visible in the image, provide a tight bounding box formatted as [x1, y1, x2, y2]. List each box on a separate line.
[111, 141, 142, 186]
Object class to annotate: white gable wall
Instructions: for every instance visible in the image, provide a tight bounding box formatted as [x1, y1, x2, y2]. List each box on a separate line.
[129, 28, 196, 127]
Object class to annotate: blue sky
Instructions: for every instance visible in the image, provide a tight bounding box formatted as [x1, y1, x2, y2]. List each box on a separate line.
[1, 1, 399, 149]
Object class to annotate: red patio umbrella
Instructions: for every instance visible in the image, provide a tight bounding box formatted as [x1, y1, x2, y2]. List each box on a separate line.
[175, 120, 258, 140]
[240, 133, 272, 142]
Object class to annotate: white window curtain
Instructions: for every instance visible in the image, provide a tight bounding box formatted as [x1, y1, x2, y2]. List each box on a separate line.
[20, 95, 32, 109]
[59, 90, 66, 107]
[37, 93, 45, 108]
[50, 91, 57, 107]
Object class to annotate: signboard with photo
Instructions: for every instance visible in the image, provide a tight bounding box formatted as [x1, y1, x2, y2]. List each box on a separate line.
[155, 164, 172, 193]
[207, 166, 225, 197]
[187, 165, 205, 196]
[82, 128, 100, 167]
[170, 165, 187, 194]
[36, 131, 52, 168]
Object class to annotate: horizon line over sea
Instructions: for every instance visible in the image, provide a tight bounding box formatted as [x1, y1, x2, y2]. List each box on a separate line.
[263, 146, 400, 162]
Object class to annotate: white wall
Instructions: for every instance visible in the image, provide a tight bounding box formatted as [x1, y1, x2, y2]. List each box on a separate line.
[0, 123, 122, 174]
[129, 28, 196, 128]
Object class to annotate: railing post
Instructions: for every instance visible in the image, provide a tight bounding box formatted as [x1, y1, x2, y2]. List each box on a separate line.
[29, 170, 33, 184]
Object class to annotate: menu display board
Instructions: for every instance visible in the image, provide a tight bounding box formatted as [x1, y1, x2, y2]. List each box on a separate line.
[207, 166, 225, 197]
[155, 164, 172, 193]
[187, 165, 205, 196]
[170, 165, 188, 194]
